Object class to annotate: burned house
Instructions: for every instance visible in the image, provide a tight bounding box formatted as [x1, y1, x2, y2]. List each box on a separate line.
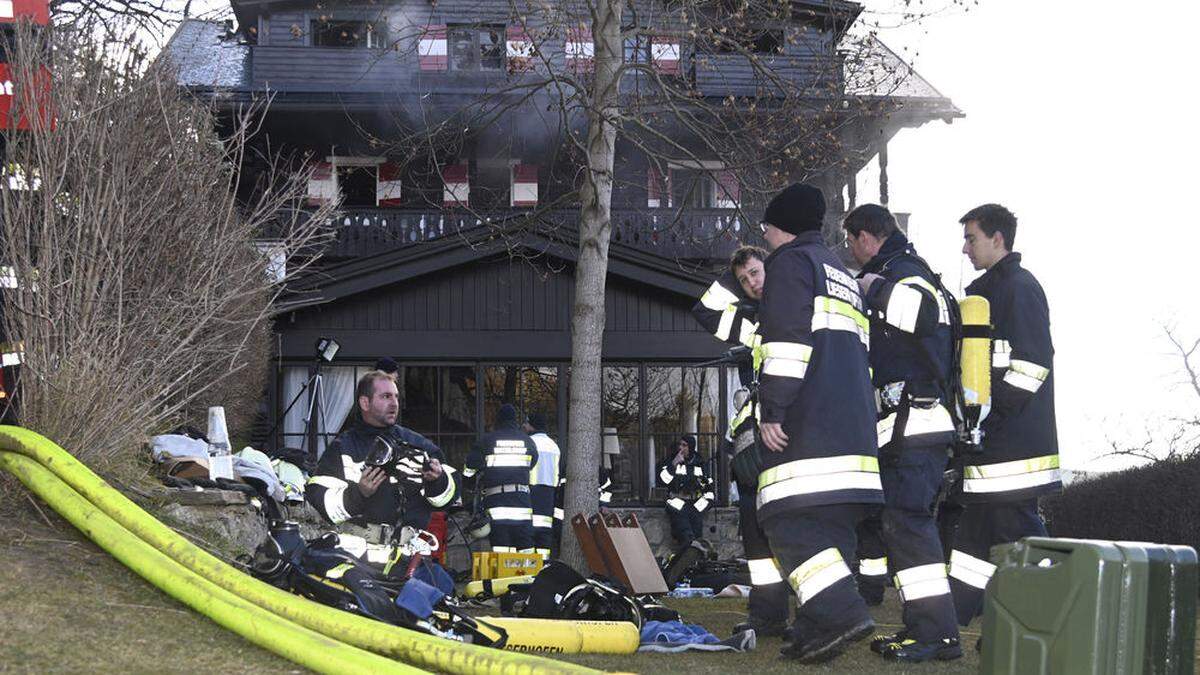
[167, 0, 959, 507]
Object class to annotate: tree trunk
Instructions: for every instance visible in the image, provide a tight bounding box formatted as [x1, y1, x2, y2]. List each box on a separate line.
[560, 0, 623, 573]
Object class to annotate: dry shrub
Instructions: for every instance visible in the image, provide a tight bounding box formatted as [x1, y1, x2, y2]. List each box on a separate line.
[0, 22, 331, 492]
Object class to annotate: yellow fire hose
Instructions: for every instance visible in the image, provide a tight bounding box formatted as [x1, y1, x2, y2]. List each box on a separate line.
[480, 618, 641, 655]
[0, 451, 424, 675]
[0, 426, 603, 674]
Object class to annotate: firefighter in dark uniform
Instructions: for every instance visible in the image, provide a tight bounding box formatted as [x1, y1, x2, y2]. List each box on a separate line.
[523, 411, 561, 559]
[656, 435, 714, 546]
[842, 204, 963, 662]
[464, 404, 539, 553]
[690, 245, 789, 637]
[949, 204, 1060, 626]
[306, 371, 459, 563]
[755, 184, 883, 664]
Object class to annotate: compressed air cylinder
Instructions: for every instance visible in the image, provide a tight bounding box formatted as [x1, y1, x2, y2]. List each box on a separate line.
[480, 617, 640, 655]
[959, 296, 991, 429]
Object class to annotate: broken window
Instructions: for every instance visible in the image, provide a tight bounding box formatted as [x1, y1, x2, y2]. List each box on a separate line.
[448, 24, 506, 71]
[310, 19, 387, 49]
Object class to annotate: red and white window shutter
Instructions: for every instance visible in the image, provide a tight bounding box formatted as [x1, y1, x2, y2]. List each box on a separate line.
[442, 164, 469, 206]
[376, 162, 403, 206]
[507, 26, 534, 73]
[714, 170, 740, 209]
[419, 24, 448, 71]
[565, 27, 594, 73]
[651, 37, 680, 74]
[306, 161, 336, 206]
[647, 165, 670, 208]
[510, 164, 538, 207]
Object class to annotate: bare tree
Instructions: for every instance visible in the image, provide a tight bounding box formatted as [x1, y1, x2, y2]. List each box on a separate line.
[1102, 324, 1200, 464]
[0, 21, 331, 490]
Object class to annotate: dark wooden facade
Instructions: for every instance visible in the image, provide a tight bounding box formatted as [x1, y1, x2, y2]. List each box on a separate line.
[169, 0, 959, 505]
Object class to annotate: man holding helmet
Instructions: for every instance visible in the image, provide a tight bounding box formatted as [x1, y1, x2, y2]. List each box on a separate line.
[306, 370, 459, 561]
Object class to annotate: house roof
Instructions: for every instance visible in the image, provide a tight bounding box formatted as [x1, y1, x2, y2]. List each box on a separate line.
[844, 35, 962, 120]
[283, 221, 713, 313]
[164, 19, 252, 91]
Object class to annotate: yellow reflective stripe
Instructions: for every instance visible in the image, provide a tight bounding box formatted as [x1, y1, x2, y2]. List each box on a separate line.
[553, 507, 564, 520]
[757, 455, 881, 507]
[859, 556, 888, 577]
[531, 514, 555, 528]
[325, 562, 355, 580]
[738, 319, 759, 348]
[1009, 359, 1049, 382]
[885, 282, 923, 333]
[788, 547, 850, 605]
[748, 558, 785, 586]
[897, 275, 950, 325]
[894, 563, 950, 601]
[715, 304, 738, 341]
[487, 506, 532, 521]
[812, 295, 870, 345]
[701, 279, 738, 311]
[761, 341, 813, 380]
[693, 497, 710, 512]
[666, 497, 685, 510]
[758, 455, 879, 490]
[423, 466, 457, 508]
[992, 339, 1012, 368]
[964, 455, 1059, 480]
[949, 550, 995, 589]
[730, 399, 755, 430]
[461, 466, 477, 478]
[486, 454, 532, 467]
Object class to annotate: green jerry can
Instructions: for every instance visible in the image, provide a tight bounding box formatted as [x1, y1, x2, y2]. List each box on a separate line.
[981, 537, 1197, 675]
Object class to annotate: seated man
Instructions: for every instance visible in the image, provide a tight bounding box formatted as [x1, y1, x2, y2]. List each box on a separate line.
[656, 434, 714, 546]
[306, 370, 458, 561]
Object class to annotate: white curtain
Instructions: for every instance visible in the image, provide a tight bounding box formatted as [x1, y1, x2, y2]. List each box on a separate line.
[281, 365, 358, 459]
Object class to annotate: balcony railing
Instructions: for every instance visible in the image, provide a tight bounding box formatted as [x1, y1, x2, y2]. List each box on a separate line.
[275, 206, 768, 262]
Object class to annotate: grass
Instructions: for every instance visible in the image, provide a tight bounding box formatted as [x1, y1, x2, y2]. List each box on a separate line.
[548, 596, 981, 674]
[1, 502, 1195, 674]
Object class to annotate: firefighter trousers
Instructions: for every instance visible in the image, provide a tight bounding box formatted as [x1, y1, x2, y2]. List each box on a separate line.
[947, 498, 1046, 625]
[482, 490, 534, 553]
[855, 513, 888, 604]
[665, 499, 705, 545]
[529, 484, 556, 558]
[879, 446, 959, 642]
[762, 503, 874, 642]
[737, 477, 789, 624]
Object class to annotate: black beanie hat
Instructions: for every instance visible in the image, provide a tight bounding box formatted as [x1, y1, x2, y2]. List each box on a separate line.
[374, 357, 399, 374]
[527, 412, 548, 432]
[497, 403, 519, 425]
[680, 434, 697, 453]
[762, 183, 826, 235]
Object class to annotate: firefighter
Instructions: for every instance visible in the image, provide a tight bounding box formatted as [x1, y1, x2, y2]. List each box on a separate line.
[842, 204, 963, 662]
[656, 435, 714, 546]
[464, 404, 539, 553]
[949, 204, 1060, 626]
[523, 411, 561, 559]
[755, 183, 882, 663]
[690, 245, 789, 637]
[305, 371, 458, 563]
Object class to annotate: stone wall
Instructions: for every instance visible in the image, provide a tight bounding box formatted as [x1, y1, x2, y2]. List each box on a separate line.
[154, 488, 746, 574]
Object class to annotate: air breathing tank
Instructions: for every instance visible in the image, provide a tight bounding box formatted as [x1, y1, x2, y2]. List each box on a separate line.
[959, 296, 991, 448]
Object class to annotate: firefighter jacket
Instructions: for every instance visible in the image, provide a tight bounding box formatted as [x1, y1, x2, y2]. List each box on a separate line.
[305, 421, 458, 529]
[691, 271, 761, 438]
[657, 452, 715, 513]
[962, 252, 1060, 502]
[693, 270, 760, 352]
[859, 231, 957, 451]
[555, 465, 613, 513]
[464, 422, 539, 490]
[755, 231, 883, 523]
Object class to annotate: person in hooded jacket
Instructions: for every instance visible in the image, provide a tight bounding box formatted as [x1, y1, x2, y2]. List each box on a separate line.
[465, 404, 539, 553]
[949, 203, 1060, 628]
[755, 183, 883, 664]
[523, 411, 561, 559]
[656, 434, 714, 546]
[843, 204, 963, 663]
